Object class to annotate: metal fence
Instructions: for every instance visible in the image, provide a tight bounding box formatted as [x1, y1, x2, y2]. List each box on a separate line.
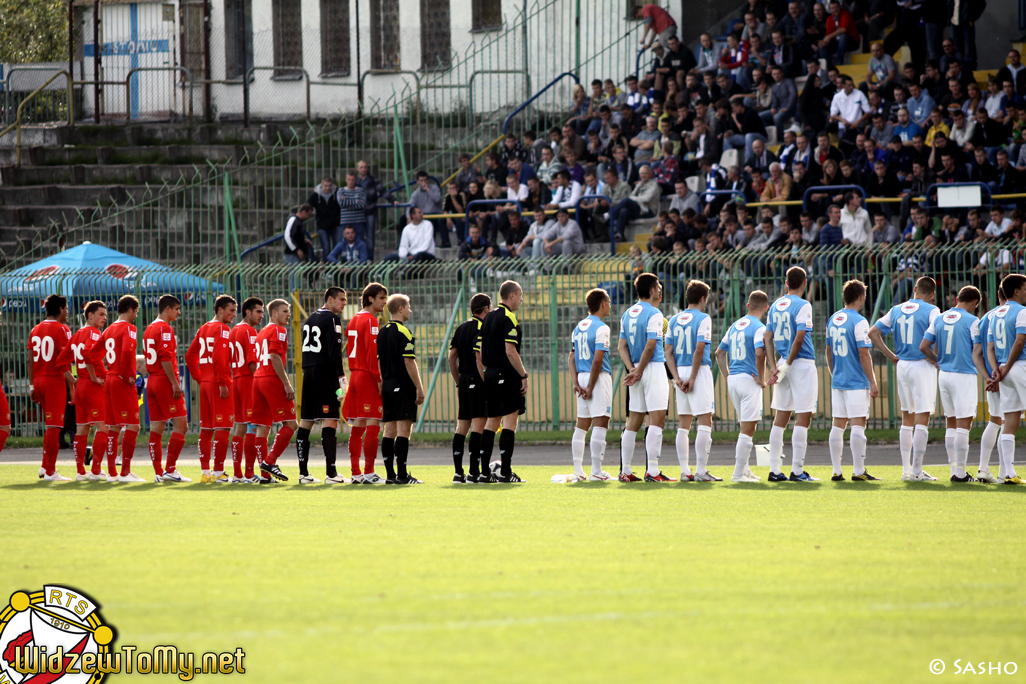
[0, 246, 1014, 437]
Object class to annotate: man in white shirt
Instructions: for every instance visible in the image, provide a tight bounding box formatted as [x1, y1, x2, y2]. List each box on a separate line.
[829, 76, 870, 149]
[545, 170, 583, 211]
[383, 207, 437, 262]
[986, 206, 1013, 238]
[839, 192, 872, 245]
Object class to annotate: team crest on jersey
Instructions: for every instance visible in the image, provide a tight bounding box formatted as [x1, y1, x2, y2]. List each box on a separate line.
[363, 404, 371, 412]
[276, 408, 284, 415]
[734, 318, 751, 330]
[277, 333, 287, 341]
[371, 327, 379, 334]
[942, 311, 962, 324]
[44, 412, 51, 420]
[677, 312, 694, 325]
[578, 319, 592, 331]
[774, 298, 790, 311]
[221, 330, 229, 339]
[900, 302, 920, 314]
[128, 331, 137, 340]
[627, 304, 644, 318]
[216, 415, 223, 423]
[162, 333, 171, 341]
[995, 305, 1010, 318]
[90, 333, 99, 341]
[322, 405, 329, 414]
[169, 406, 176, 413]
[832, 311, 849, 325]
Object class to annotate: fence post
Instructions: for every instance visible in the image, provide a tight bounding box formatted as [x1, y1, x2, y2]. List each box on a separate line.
[549, 271, 559, 429]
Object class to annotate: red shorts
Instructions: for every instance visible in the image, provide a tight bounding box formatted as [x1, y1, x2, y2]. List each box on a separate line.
[200, 382, 234, 429]
[74, 377, 106, 425]
[234, 375, 254, 424]
[250, 376, 295, 426]
[35, 375, 68, 428]
[0, 386, 10, 427]
[343, 369, 382, 420]
[147, 374, 187, 423]
[104, 374, 139, 426]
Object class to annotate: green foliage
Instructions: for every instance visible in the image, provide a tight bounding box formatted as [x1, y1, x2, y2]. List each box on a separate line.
[0, 0, 68, 63]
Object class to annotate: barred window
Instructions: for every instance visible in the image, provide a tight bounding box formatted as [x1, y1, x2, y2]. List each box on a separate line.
[420, 0, 451, 71]
[320, 0, 351, 76]
[370, 0, 400, 70]
[223, 0, 253, 80]
[272, 0, 304, 78]
[472, 0, 502, 31]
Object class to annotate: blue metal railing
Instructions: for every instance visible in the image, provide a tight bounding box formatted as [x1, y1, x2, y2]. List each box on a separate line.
[502, 72, 581, 135]
[575, 194, 614, 255]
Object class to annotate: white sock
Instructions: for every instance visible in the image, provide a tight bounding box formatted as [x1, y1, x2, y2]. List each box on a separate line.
[1000, 434, 1017, 479]
[997, 432, 1009, 480]
[620, 430, 637, 475]
[980, 421, 1000, 474]
[954, 428, 970, 478]
[912, 425, 929, 475]
[676, 428, 691, 476]
[571, 428, 587, 477]
[944, 428, 956, 477]
[899, 425, 913, 474]
[695, 425, 712, 475]
[791, 425, 808, 476]
[850, 425, 866, 476]
[829, 426, 844, 476]
[645, 425, 663, 476]
[733, 433, 753, 479]
[769, 424, 785, 475]
[589, 427, 607, 476]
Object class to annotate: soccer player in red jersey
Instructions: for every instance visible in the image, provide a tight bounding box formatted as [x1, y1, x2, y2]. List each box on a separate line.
[231, 297, 263, 483]
[250, 298, 297, 481]
[186, 295, 237, 483]
[56, 300, 109, 481]
[144, 294, 190, 483]
[342, 283, 387, 484]
[28, 294, 76, 481]
[99, 295, 143, 482]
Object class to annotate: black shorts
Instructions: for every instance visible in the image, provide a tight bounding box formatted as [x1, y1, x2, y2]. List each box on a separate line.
[484, 367, 526, 418]
[457, 373, 488, 421]
[300, 368, 341, 421]
[382, 378, 418, 423]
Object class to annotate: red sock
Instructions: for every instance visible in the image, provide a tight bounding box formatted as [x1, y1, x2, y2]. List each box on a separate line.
[243, 432, 257, 478]
[120, 430, 137, 476]
[267, 425, 294, 465]
[43, 428, 60, 475]
[213, 431, 229, 473]
[0, 429, 8, 455]
[90, 432, 107, 475]
[148, 432, 164, 476]
[166, 432, 185, 472]
[198, 430, 212, 470]
[74, 434, 88, 475]
[349, 426, 366, 476]
[106, 431, 119, 477]
[230, 435, 244, 478]
[363, 424, 380, 475]
[254, 437, 268, 471]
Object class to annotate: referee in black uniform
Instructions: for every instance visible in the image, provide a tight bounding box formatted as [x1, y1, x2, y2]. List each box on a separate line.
[297, 287, 347, 483]
[448, 293, 492, 483]
[479, 280, 527, 483]
[377, 293, 425, 484]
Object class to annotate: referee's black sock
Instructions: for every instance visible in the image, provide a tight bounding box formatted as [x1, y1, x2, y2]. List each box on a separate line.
[480, 430, 496, 477]
[395, 437, 410, 478]
[467, 431, 482, 477]
[322, 427, 337, 478]
[452, 433, 465, 475]
[296, 427, 311, 477]
[499, 429, 516, 478]
[381, 437, 396, 480]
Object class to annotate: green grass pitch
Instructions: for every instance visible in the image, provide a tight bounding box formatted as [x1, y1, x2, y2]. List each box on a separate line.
[3, 464, 1025, 683]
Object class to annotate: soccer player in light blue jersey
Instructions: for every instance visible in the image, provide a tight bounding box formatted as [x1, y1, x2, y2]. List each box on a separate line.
[826, 280, 881, 481]
[715, 290, 775, 483]
[976, 287, 1006, 483]
[987, 274, 1026, 485]
[568, 289, 614, 482]
[920, 286, 987, 482]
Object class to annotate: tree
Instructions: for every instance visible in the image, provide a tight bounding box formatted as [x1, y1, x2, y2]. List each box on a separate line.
[0, 0, 68, 63]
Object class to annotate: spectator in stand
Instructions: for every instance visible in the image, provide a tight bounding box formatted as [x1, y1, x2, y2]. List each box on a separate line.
[561, 149, 585, 185]
[406, 171, 447, 248]
[799, 211, 820, 245]
[454, 154, 480, 193]
[906, 82, 936, 128]
[443, 181, 469, 244]
[972, 108, 1005, 164]
[742, 11, 767, 44]
[924, 107, 950, 147]
[986, 206, 1013, 238]
[893, 107, 924, 145]
[867, 112, 895, 147]
[630, 115, 661, 165]
[624, 75, 650, 113]
[523, 176, 552, 212]
[936, 149, 969, 184]
[651, 141, 679, 192]
[670, 179, 699, 215]
[829, 75, 871, 151]
[592, 167, 631, 239]
[560, 123, 588, 163]
[971, 147, 1000, 191]
[725, 97, 768, 158]
[760, 162, 792, 204]
[984, 77, 1008, 123]
[516, 209, 552, 258]
[536, 147, 562, 187]
[336, 170, 367, 250]
[482, 152, 508, 185]
[763, 64, 797, 131]
[948, 109, 976, 150]
[308, 177, 340, 258]
[694, 33, 720, 75]
[459, 224, 496, 261]
[507, 157, 534, 186]
[384, 207, 436, 263]
[862, 41, 897, 101]
[820, 0, 858, 68]
[499, 210, 528, 257]
[768, 29, 797, 79]
[871, 211, 902, 244]
[283, 204, 315, 264]
[546, 169, 583, 213]
[326, 225, 369, 265]
[921, 61, 943, 100]
[464, 180, 485, 228]
[940, 79, 969, 119]
[867, 158, 901, 218]
[355, 159, 386, 261]
[523, 130, 542, 165]
[888, 86, 910, 122]
[995, 150, 1022, 195]
[636, 3, 677, 50]
[682, 117, 720, 176]
[567, 84, 591, 135]
[779, 1, 807, 44]
[839, 191, 872, 245]
[745, 137, 777, 178]
[578, 170, 607, 240]
[602, 79, 626, 109]
[540, 208, 586, 257]
[610, 165, 660, 241]
[718, 33, 752, 91]
[997, 50, 1026, 95]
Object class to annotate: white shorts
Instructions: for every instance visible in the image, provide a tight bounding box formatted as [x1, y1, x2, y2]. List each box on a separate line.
[771, 358, 818, 413]
[627, 364, 669, 414]
[896, 359, 937, 415]
[998, 362, 1026, 414]
[674, 365, 714, 416]
[727, 374, 763, 423]
[938, 370, 979, 419]
[831, 388, 870, 419]
[576, 371, 613, 418]
[986, 386, 1002, 419]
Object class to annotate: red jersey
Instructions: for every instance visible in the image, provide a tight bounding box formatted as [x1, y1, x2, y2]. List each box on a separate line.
[346, 310, 381, 379]
[143, 318, 179, 379]
[185, 319, 233, 386]
[254, 324, 288, 378]
[57, 325, 106, 381]
[99, 319, 138, 379]
[230, 322, 259, 378]
[27, 319, 72, 378]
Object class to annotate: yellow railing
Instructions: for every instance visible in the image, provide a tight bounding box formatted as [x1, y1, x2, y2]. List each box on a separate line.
[0, 71, 73, 166]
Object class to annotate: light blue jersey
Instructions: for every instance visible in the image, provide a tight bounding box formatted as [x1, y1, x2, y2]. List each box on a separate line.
[979, 305, 1000, 375]
[769, 295, 815, 361]
[874, 299, 940, 361]
[988, 301, 1026, 365]
[571, 315, 611, 373]
[827, 308, 873, 390]
[667, 309, 712, 368]
[717, 315, 766, 376]
[619, 301, 665, 365]
[923, 308, 980, 375]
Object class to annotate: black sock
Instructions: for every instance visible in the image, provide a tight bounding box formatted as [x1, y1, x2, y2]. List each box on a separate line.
[499, 429, 515, 477]
[480, 429, 496, 477]
[296, 427, 311, 476]
[467, 432, 482, 477]
[381, 437, 396, 479]
[322, 427, 337, 478]
[452, 432, 465, 475]
[395, 436, 410, 478]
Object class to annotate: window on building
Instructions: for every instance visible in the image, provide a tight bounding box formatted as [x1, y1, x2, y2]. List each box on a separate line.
[271, 0, 304, 78]
[420, 0, 451, 71]
[223, 0, 253, 80]
[370, 0, 400, 69]
[472, 0, 502, 31]
[320, 0, 351, 76]
[180, 1, 205, 83]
